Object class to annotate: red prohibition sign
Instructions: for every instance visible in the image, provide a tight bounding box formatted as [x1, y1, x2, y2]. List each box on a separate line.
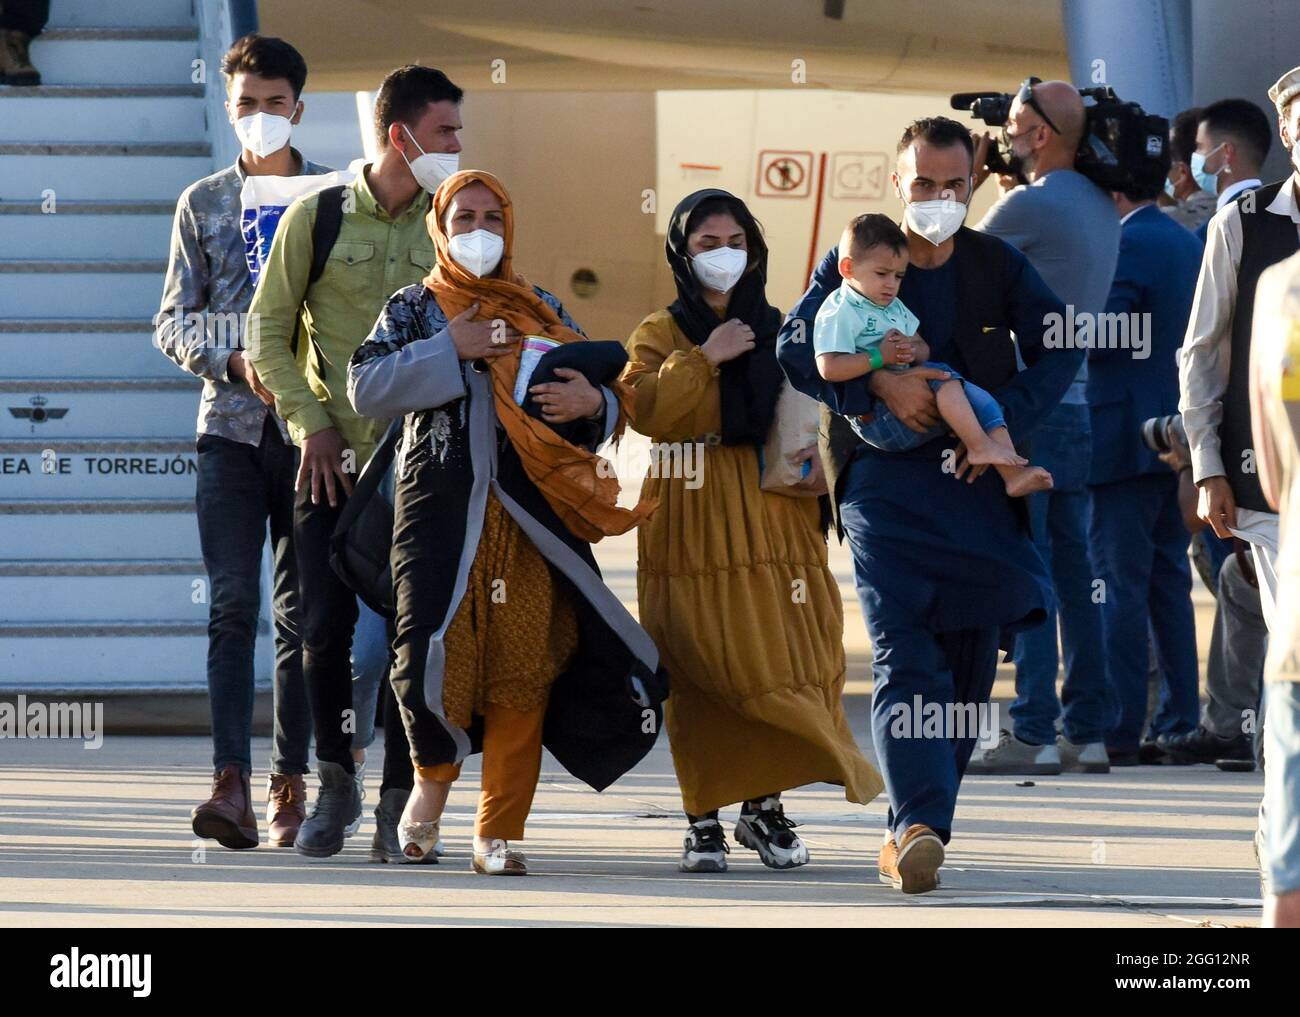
[755, 149, 812, 198]
[766, 157, 805, 191]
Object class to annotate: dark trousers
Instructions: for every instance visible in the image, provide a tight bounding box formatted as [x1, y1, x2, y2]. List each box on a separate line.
[1090, 471, 1200, 752]
[195, 417, 310, 775]
[0, 1, 49, 34]
[1010, 402, 1111, 744]
[387, 474, 460, 767]
[376, 670, 414, 794]
[864, 613, 1000, 844]
[294, 474, 415, 782]
[294, 478, 361, 772]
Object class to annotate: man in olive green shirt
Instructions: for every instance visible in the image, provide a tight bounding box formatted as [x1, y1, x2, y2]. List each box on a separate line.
[247, 65, 465, 858]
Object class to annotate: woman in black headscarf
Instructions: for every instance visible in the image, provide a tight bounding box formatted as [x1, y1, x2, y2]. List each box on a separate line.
[621, 190, 882, 874]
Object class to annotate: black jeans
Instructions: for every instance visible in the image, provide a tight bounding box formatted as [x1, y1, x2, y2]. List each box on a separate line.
[293, 451, 415, 786]
[195, 416, 310, 775]
[294, 475, 359, 771]
[377, 664, 414, 795]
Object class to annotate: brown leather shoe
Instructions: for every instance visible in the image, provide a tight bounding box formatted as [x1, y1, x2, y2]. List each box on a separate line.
[877, 824, 944, 894]
[266, 773, 307, 847]
[191, 765, 258, 849]
[0, 30, 41, 86]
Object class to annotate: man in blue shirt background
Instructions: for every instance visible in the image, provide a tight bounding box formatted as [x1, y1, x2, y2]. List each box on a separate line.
[1087, 165, 1205, 765]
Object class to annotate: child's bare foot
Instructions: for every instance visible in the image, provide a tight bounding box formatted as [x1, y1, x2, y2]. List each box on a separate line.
[1000, 465, 1053, 497]
[964, 439, 1028, 468]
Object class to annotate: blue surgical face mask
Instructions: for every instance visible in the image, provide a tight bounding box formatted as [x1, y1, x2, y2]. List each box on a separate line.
[1164, 176, 1178, 200]
[1190, 144, 1225, 195]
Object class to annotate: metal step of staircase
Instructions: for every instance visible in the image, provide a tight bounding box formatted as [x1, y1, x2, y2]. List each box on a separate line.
[47, 0, 197, 30]
[0, 259, 172, 318]
[29, 33, 201, 86]
[0, 318, 172, 380]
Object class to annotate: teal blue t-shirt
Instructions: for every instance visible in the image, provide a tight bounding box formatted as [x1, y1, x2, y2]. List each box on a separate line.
[812, 280, 920, 357]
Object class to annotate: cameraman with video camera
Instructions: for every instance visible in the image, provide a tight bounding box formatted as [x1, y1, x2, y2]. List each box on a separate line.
[964, 80, 1121, 776]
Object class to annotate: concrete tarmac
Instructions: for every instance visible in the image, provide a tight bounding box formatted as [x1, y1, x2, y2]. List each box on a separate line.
[0, 532, 1263, 927]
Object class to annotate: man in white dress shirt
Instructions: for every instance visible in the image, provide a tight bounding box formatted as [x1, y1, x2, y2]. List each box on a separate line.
[1179, 69, 1300, 630]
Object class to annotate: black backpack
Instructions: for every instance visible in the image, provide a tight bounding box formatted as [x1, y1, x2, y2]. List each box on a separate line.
[289, 183, 347, 379]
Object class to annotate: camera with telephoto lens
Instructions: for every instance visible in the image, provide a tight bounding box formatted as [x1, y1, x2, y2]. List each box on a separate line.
[950, 80, 1170, 193]
[1140, 413, 1188, 455]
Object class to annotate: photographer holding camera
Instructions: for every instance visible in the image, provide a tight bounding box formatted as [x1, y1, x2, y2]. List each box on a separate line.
[964, 80, 1121, 776]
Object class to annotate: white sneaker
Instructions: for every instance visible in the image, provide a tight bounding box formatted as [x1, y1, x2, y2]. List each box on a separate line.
[1057, 735, 1111, 773]
[966, 728, 1061, 775]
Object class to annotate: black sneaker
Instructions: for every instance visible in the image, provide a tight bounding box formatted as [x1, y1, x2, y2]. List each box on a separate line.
[679, 818, 729, 873]
[1159, 725, 1254, 769]
[735, 797, 809, 869]
[1139, 739, 1170, 764]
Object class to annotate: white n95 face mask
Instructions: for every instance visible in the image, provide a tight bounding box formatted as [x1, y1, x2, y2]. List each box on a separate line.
[691, 246, 748, 293]
[234, 112, 293, 158]
[448, 228, 504, 277]
[401, 124, 459, 193]
[903, 197, 968, 246]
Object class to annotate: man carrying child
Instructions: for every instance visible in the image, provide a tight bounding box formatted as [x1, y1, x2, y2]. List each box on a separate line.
[778, 116, 1080, 894]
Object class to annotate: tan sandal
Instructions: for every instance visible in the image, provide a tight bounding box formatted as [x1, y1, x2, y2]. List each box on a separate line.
[472, 839, 527, 875]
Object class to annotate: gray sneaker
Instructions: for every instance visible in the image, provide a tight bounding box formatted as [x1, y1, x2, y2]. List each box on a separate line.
[966, 728, 1061, 775]
[1057, 735, 1111, 773]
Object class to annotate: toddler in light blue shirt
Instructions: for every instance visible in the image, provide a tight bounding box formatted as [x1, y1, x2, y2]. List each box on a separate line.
[813, 213, 1051, 497]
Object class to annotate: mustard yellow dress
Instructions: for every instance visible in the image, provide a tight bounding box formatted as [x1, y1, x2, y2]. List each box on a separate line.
[622, 311, 883, 816]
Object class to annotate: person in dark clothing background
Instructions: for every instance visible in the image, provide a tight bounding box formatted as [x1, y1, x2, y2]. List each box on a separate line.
[0, 0, 48, 85]
[1086, 156, 1204, 766]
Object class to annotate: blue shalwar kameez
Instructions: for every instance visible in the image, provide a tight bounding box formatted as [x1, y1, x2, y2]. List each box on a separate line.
[778, 228, 1082, 843]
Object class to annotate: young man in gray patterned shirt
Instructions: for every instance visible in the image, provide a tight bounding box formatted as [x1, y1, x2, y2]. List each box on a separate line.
[156, 34, 326, 851]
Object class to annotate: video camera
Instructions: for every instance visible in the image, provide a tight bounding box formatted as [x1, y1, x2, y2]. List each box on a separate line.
[950, 79, 1171, 194]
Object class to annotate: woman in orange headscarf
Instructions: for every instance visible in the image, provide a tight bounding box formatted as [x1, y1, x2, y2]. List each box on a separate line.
[348, 171, 665, 876]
